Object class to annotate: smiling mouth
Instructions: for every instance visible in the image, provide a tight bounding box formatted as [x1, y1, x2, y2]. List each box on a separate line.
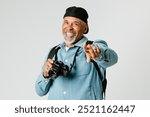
[65, 31, 75, 37]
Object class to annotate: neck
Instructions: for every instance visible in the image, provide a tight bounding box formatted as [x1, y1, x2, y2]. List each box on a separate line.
[66, 44, 74, 48]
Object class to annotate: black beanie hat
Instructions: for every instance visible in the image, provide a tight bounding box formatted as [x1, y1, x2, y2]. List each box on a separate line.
[63, 6, 89, 34]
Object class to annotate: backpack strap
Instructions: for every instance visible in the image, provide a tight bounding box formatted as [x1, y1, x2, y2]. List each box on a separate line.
[102, 73, 107, 99]
[91, 60, 107, 99]
[47, 45, 60, 60]
[86, 40, 107, 99]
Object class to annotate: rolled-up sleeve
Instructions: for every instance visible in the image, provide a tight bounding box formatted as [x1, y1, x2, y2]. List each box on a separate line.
[35, 74, 53, 96]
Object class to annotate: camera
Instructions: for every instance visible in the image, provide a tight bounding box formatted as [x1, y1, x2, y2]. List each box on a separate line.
[48, 60, 70, 79]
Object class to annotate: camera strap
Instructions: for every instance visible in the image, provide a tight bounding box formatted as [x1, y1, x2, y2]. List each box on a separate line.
[47, 45, 81, 73]
[47, 45, 60, 60]
[69, 47, 81, 72]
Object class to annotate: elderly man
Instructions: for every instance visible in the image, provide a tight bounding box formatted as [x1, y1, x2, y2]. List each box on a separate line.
[35, 6, 118, 100]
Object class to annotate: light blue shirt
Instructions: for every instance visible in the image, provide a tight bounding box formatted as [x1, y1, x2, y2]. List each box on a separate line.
[35, 36, 118, 100]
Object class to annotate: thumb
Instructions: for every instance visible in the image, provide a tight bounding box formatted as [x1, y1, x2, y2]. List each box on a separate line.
[83, 43, 91, 63]
[85, 52, 91, 63]
[86, 54, 91, 63]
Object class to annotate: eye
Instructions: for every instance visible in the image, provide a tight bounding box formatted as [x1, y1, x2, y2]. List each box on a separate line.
[75, 23, 79, 26]
[73, 22, 80, 27]
[63, 20, 69, 25]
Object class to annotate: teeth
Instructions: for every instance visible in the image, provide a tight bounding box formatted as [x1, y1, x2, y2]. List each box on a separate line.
[67, 32, 73, 34]
[65, 31, 74, 37]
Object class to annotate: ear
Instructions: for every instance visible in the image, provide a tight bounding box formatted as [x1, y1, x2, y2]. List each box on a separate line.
[84, 26, 88, 33]
[83, 25, 88, 34]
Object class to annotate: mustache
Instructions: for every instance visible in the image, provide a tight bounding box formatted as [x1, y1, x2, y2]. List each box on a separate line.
[64, 30, 75, 33]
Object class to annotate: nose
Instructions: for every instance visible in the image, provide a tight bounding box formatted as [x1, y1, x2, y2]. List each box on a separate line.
[67, 23, 73, 30]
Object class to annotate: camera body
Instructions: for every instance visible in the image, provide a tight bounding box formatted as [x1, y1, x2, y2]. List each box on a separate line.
[48, 60, 69, 79]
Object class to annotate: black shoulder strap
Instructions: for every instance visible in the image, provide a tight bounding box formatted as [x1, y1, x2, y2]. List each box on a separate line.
[86, 40, 107, 100]
[91, 60, 107, 99]
[102, 73, 107, 99]
[47, 45, 60, 60]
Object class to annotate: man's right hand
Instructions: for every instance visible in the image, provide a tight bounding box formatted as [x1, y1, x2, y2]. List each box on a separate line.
[43, 59, 53, 78]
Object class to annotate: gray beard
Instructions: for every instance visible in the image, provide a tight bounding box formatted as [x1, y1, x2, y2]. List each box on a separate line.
[63, 35, 77, 45]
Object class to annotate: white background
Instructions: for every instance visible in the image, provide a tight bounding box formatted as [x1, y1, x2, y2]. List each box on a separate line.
[0, 0, 150, 99]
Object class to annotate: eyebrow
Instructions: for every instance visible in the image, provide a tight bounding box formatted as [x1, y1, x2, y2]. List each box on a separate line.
[63, 19, 81, 24]
[74, 21, 81, 24]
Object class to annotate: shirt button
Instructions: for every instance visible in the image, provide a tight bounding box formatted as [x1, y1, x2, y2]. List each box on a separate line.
[65, 59, 68, 62]
[63, 91, 67, 95]
[44, 80, 48, 83]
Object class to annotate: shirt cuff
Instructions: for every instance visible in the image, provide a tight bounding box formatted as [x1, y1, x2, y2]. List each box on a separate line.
[41, 74, 51, 83]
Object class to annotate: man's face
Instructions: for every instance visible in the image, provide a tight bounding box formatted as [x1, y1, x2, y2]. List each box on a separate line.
[62, 16, 87, 46]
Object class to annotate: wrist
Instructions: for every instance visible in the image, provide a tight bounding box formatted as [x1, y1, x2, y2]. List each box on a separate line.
[43, 72, 49, 79]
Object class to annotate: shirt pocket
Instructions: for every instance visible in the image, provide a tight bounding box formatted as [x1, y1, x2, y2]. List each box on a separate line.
[72, 55, 91, 76]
